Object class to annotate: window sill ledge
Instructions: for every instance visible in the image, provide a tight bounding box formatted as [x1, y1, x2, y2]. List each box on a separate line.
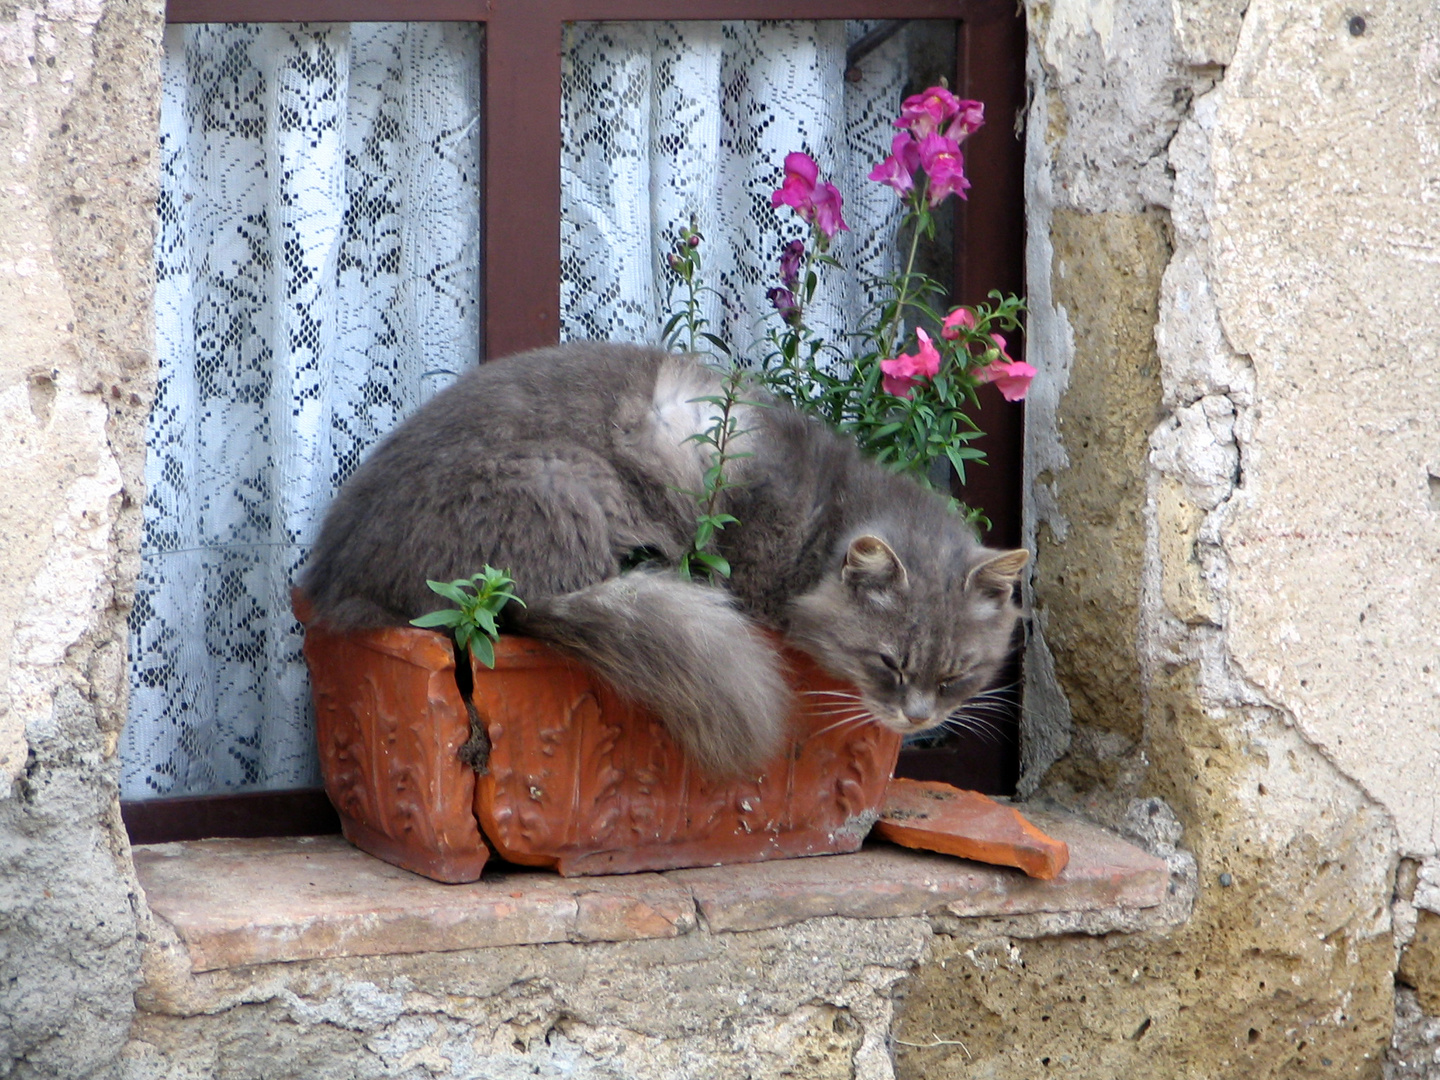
[133, 810, 1173, 975]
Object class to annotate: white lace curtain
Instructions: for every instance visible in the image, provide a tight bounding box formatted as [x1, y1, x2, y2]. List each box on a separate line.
[123, 23, 483, 799]
[124, 19, 912, 800]
[559, 20, 909, 359]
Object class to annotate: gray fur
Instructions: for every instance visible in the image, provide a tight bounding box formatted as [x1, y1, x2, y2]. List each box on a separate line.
[300, 342, 1028, 775]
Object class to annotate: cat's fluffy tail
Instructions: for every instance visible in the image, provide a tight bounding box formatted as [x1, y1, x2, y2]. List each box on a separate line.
[514, 570, 791, 776]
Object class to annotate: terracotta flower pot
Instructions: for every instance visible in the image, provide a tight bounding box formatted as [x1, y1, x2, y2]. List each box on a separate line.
[294, 589, 902, 883]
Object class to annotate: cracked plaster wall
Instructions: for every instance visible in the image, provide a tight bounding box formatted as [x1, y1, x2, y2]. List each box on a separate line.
[121, 915, 932, 1080]
[1, 0, 161, 1076]
[905, 0, 1440, 1077]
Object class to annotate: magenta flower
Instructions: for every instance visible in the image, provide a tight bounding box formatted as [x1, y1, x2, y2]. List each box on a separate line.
[867, 133, 923, 196]
[918, 132, 970, 205]
[896, 86, 962, 139]
[944, 99, 985, 142]
[779, 239, 805, 290]
[771, 151, 820, 216]
[767, 286, 802, 326]
[880, 328, 942, 398]
[811, 181, 849, 240]
[974, 334, 1035, 401]
[940, 306, 977, 340]
[772, 152, 847, 241]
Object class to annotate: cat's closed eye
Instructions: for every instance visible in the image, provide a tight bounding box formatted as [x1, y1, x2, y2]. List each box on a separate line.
[937, 672, 975, 695]
[874, 653, 904, 686]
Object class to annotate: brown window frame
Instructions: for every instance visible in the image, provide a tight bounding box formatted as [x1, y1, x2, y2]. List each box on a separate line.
[123, 0, 1026, 844]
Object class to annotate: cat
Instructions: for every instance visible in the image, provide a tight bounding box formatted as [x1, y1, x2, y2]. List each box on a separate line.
[299, 341, 1029, 776]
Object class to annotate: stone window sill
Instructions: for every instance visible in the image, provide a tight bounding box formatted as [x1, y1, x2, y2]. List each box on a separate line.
[133, 810, 1174, 975]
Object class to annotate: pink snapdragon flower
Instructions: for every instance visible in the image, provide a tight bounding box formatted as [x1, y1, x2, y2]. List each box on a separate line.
[771, 152, 819, 213]
[974, 334, 1036, 402]
[771, 151, 848, 241]
[896, 86, 962, 138]
[940, 307, 977, 340]
[918, 132, 971, 205]
[872, 89, 983, 207]
[944, 99, 985, 142]
[811, 181, 849, 240]
[779, 239, 805, 290]
[867, 133, 922, 195]
[767, 286, 801, 326]
[880, 328, 942, 398]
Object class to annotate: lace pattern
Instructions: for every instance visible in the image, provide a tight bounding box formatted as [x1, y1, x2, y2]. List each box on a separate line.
[125, 19, 916, 799]
[124, 23, 483, 798]
[559, 20, 911, 363]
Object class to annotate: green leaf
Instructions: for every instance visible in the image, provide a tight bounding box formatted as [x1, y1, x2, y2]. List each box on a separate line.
[410, 609, 464, 629]
[425, 580, 472, 606]
[700, 332, 732, 355]
[469, 635, 496, 669]
[695, 552, 731, 577]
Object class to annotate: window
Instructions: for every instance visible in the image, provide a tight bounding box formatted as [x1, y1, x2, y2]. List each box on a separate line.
[122, 0, 1025, 842]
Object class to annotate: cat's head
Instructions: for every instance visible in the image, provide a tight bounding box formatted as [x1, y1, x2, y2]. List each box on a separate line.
[785, 533, 1028, 739]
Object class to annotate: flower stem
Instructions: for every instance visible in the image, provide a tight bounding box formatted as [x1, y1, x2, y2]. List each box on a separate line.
[882, 178, 930, 358]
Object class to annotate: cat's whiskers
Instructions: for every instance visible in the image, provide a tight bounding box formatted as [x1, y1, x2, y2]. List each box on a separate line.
[942, 709, 1008, 746]
[808, 710, 877, 740]
[951, 699, 1011, 719]
[950, 700, 1011, 723]
[964, 682, 1019, 703]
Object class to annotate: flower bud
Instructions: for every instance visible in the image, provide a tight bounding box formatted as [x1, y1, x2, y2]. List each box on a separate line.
[687, 234, 700, 248]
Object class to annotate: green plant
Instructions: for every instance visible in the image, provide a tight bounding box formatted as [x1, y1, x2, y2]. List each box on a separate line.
[409, 567, 524, 668]
[754, 88, 1032, 523]
[673, 365, 757, 583]
[660, 217, 731, 360]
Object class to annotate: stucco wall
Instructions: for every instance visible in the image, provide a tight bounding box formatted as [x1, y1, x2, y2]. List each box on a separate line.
[923, 0, 1439, 1076]
[1, 0, 161, 1075]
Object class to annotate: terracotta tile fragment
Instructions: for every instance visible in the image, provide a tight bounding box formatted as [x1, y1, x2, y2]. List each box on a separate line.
[874, 778, 1070, 880]
[674, 820, 1166, 933]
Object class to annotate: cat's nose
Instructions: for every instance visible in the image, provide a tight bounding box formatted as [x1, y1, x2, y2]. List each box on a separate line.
[903, 692, 934, 727]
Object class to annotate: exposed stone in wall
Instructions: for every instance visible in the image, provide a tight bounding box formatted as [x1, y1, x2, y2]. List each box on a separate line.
[0, 0, 161, 1074]
[1033, 208, 1167, 791]
[1400, 912, 1440, 1017]
[899, 728, 1396, 1078]
[1388, 989, 1440, 1080]
[124, 916, 931, 1080]
[900, 0, 1426, 1075]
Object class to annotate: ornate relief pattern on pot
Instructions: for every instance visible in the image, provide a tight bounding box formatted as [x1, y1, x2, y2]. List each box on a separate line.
[298, 590, 902, 882]
[472, 636, 903, 877]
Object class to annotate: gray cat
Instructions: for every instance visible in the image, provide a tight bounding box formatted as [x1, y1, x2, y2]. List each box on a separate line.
[300, 342, 1028, 776]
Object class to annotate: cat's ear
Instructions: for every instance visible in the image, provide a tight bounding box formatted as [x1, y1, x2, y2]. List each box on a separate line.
[842, 535, 909, 594]
[965, 549, 1030, 600]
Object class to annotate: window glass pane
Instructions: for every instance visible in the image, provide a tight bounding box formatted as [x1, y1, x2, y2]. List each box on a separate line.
[124, 22, 483, 800]
[559, 19, 955, 362]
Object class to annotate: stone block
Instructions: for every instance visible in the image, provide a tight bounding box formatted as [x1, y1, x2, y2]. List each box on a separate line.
[133, 836, 697, 972]
[1399, 910, 1440, 1015]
